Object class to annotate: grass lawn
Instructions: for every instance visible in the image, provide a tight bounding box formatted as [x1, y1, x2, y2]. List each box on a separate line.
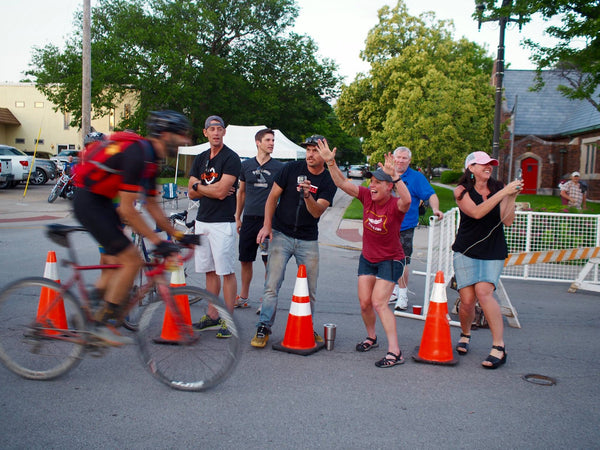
[343, 179, 600, 221]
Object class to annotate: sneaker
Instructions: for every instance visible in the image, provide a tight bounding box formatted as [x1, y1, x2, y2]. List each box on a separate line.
[394, 292, 408, 311]
[215, 319, 232, 339]
[389, 285, 399, 304]
[251, 325, 270, 348]
[193, 314, 221, 331]
[314, 331, 324, 343]
[90, 324, 134, 346]
[234, 295, 250, 309]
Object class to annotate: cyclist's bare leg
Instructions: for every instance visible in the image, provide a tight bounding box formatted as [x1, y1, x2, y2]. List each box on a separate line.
[101, 244, 144, 316]
[96, 253, 119, 293]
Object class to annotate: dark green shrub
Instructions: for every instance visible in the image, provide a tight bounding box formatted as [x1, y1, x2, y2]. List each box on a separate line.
[440, 170, 462, 184]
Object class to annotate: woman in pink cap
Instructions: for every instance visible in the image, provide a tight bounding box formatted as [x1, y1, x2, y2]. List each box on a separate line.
[452, 151, 523, 369]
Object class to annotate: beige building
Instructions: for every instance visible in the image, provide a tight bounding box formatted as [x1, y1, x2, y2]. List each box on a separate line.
[0, 82, 135, 155]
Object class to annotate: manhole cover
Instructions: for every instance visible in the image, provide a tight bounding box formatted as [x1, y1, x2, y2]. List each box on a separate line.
[522, 374, 557, 386]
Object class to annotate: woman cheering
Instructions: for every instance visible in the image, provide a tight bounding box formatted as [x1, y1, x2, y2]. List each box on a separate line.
[317, 139, 411, 368]
[452, 151, 523, 369]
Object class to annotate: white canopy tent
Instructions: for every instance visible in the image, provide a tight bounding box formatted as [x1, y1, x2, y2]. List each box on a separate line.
[175, 125, 306, 183]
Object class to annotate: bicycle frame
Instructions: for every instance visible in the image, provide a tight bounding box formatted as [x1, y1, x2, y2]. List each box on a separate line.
[36, 229, 197, 346]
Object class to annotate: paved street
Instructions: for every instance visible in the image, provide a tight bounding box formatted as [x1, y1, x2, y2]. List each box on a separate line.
[0, 182, 598, 449]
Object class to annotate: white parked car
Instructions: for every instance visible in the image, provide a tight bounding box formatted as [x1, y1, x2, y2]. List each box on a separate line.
[0, 145, 35, 189]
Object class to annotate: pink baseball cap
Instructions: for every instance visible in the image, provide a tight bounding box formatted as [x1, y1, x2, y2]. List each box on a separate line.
[464, 151, 499, 169]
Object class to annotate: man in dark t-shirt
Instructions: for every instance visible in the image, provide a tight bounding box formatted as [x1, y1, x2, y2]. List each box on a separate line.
[251, 135, 337, 348]
[188, 115, 241, 338]
[234, 128, 284, 309]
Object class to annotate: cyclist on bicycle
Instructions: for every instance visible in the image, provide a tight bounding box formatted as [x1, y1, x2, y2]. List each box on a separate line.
[73, 110, 191, 346]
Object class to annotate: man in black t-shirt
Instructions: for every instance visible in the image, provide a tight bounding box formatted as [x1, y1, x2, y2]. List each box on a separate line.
[251, 135, 337, 348]
[188, 115, 241, 338]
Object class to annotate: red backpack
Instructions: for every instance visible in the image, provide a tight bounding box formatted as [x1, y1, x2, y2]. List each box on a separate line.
[74, 131, 150, 198]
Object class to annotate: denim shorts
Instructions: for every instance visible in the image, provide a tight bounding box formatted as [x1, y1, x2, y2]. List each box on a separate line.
[358, 254, 405, 283]
[453, 252, 504, 290]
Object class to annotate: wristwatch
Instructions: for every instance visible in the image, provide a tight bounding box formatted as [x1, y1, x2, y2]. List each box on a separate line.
[192, 182, 199, 191]
[393, 177, 402, 183]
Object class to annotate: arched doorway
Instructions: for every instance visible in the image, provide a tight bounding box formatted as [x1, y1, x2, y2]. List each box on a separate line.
[520, 157, 538, 194]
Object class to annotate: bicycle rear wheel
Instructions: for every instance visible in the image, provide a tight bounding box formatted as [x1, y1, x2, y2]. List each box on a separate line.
[136, 286, 241, 391]
[0, 277, 86, 380]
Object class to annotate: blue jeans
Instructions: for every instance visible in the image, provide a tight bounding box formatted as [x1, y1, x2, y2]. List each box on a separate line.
[258, 230, 319, 330]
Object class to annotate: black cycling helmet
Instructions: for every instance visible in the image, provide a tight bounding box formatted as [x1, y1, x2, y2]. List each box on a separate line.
[146, 110, 191, 137]
[300, 134, 325, 147]
[83, 131, 106, 146]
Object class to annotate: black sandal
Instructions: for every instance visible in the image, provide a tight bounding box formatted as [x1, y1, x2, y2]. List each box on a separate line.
[456, 333, 471, 355]
[355, 336, 378, 352]
[375, 351, 404, 368]
[482, 345, 507, 369]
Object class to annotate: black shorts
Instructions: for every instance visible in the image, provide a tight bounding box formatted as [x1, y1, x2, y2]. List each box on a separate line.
[73, 189, 131, 255]
[399, 228, 415, 264]
[238, 215, 264, 262]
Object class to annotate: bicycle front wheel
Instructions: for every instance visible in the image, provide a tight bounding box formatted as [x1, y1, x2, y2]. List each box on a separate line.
[0, 277, 86, 380]
[136, 286, 241, 391]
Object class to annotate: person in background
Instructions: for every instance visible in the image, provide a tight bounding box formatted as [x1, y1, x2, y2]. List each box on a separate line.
[390, 147, 443, 311]
[251, 135, 337, 348]
[560, 171, 586, 209]
[317, 140, 411, 368]
[188, 115, 241, 338]
[452, 151, 523, 369]
[235, 128, 284, 309]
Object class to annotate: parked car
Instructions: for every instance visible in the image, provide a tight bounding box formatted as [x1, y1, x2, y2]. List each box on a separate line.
[0, 145, 34, 189]
[432, 167, 451, 177]
[51, 149, 82, 172]
[0, 159, 9, 183]
[25, 151, 58, 185]
[348, 164, 366, 179]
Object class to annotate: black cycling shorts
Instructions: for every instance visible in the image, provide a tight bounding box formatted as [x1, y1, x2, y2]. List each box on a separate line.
[73, 189, 131, 255]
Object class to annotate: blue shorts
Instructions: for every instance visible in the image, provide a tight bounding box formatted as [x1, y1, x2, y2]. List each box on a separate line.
[358, 254, 405, 283]
[453, 252, 504, 290]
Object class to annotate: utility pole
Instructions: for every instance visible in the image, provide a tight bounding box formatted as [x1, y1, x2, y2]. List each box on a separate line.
[82, 0, 91, 144]
[476, 0, 522, 179]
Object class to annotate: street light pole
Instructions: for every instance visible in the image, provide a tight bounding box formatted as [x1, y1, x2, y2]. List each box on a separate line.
[82, 0, 91, 143]
[477, 0, 521, 179]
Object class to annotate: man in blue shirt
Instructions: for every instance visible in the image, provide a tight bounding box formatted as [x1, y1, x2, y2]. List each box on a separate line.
[391, 147, 443, 311]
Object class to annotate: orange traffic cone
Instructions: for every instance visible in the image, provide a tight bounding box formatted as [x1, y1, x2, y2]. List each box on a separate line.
[273, 265, 325, 355]
[36, 251, 67, 335]
[153, 262, 193, 344]
[411, 271, 458, 365]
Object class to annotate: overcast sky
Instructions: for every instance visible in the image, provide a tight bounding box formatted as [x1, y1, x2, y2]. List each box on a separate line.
[0, 0, 560, 83]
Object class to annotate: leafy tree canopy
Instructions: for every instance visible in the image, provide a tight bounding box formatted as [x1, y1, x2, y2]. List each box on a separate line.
[336, 1, 495, 172]
[27, 0, 343, 142]
[476, 0, 600, 110]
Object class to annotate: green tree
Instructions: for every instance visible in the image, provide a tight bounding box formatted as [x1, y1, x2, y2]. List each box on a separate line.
[336, 1, 494, 172]
[27, 0, 341, 141]
[476, 0, 600, 110]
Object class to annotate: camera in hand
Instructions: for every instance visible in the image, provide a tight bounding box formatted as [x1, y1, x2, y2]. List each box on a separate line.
[297, 175, 307, 185]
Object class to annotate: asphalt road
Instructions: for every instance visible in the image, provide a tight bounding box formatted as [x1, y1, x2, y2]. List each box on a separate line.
[0, 182, 598, 449]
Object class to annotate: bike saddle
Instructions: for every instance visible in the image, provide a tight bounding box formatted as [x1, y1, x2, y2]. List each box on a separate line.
[46, 224, 88, 247]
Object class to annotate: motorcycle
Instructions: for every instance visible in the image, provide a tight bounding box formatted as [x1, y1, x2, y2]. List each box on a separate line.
[48, 171, 75, 203]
